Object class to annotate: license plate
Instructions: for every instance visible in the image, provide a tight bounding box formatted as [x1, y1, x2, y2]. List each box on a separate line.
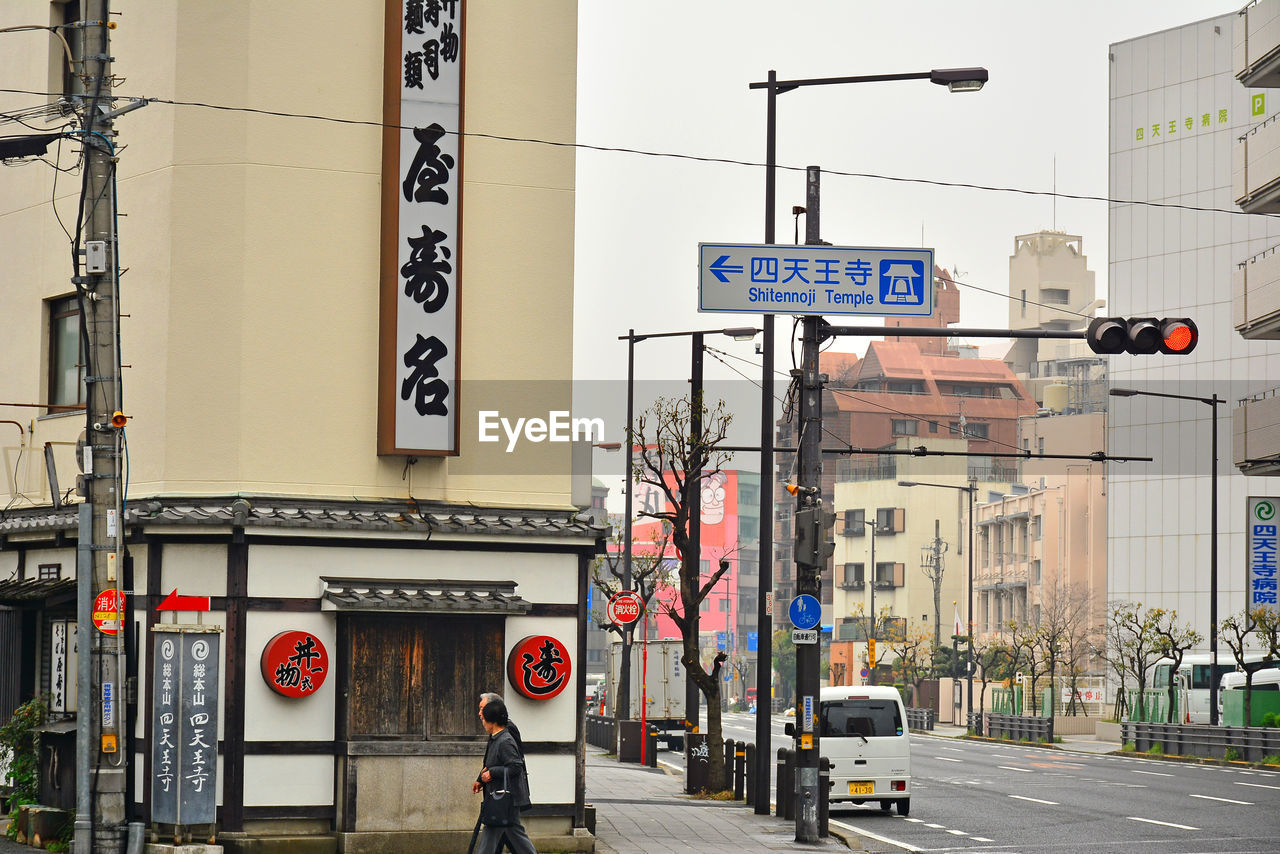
[848, 781, 874, 796]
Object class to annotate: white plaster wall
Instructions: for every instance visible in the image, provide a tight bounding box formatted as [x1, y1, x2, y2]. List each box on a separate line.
[243, 610, 337, 743]
[243, 755, 333, 807]
[501, 615, 580, 743]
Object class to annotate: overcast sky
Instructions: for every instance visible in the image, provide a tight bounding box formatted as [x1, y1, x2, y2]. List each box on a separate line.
[571, 1, 1241, 490]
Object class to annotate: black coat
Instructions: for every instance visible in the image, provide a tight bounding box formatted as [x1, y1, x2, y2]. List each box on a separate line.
[480, 728, 531, 810]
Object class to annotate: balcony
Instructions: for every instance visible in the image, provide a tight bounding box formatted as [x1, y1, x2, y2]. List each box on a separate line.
[1234, 114, 1280, 214]
[1234, 246, 1280, 338]
[1234, 386, 1280, 475]
[1236, 0, 1280, 89]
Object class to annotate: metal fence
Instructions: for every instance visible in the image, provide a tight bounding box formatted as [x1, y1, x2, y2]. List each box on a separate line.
[905, 707, 934, 731]
[984, 713, 1054, 743]
[1121, 721, 1280, 762]
[585, 714, 616, 752]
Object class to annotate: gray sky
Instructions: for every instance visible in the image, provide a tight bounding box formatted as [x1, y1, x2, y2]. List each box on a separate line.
[572, 1, 1242, 497]
[573, 2, 1239, 382]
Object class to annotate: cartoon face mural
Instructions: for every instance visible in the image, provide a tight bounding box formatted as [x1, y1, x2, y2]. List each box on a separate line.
[700, 472, 727, 525]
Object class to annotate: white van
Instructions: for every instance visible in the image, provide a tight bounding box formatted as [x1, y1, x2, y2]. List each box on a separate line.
[819, 686, 911, 816]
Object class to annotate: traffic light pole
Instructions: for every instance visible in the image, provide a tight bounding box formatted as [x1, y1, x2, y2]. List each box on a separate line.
[791, 167, 825, 842]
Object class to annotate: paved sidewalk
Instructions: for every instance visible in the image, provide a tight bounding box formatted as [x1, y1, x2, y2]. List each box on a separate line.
[585, 752, 854, 854]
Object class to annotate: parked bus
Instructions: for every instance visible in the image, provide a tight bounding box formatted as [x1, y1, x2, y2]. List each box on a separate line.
[1152, 653, 1276, 723]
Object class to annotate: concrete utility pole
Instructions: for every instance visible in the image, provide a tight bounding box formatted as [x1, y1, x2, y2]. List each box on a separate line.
[791, 166, 829, 842]
[922, 519, 947, 648]
[74, 1, 129, 850]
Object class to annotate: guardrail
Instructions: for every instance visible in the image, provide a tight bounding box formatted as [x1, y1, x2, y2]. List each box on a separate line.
[985, 713, 1054, 743]
[905, 707, 934, 731]
[1122, 721, 1280, 762]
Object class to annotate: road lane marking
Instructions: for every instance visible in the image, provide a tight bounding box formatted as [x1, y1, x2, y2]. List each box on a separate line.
[973, 838, 995, 843]
[1010, 795, 1058, 805]
[998, 765, 1034, 773]
[1190, 794, 1252, 805]
[925, 823, 946, 828]
[939, 746, 964, 752]
[946, 829, 968, 836]
[1236, 781, 1280, 790]
[1131, 769, 1174, 777]
[903, 818, 923, 823]
[829, 818, 921, 853]
[934, 756, 962, 762]
[1127, 816, 1199, 831]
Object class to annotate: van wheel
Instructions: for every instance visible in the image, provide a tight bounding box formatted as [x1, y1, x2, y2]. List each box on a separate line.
[896, 799, 910, 817]
[879, 800, 892, 812]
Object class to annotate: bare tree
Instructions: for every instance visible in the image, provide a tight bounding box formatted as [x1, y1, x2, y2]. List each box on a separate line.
[1006, 619, 1045, 715]
[888, 621, 933, 707]
[1037, 579, 1098, 716]
[632, 394, 734, 792]
[592, 525, 674, 720]
[1148, 608, 1202, 724]
[1220, 610, 1258, 726]
[1254, 606, 1280, 660]
[1108, 601, 1160, 722]
[970, 635, 1013, 727]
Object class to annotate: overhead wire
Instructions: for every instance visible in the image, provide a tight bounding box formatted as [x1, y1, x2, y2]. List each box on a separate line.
[0, 85, 1276, 221]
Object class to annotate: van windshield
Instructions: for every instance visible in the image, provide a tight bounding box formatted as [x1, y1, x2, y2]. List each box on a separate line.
[821, 700, 903, 738]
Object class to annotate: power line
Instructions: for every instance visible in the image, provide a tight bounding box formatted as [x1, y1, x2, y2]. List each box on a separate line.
[0, 86, 1274, 220]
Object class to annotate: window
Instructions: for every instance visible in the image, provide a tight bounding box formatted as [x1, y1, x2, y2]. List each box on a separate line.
[700, 599, 711, 612]
[740, 517, 759, 540]
[54, 1, 84, 98]
[844, 508, 866, 536]
[345, 614, 502, 740]
[949, 384, 988, 397]
[1033, 560, 1041, 583]
[48, 296, 85, 409]
[875, 507, 904, 533]
[38, 563, 61, 581]
[890, 419, 918, 436]
[928, 420, 939, 433]
[718, 598, 731, 612]
[1041, 287, 1071, 305]
[739, 485, 758, 505]
[1020, 289, 1027, 318]
[841, 563, 864, 588]
[874, 562, 903, 587]
[1033, 515, 1042, 540]
[949, 421, 989, 440]
[821, 699, 903, 739]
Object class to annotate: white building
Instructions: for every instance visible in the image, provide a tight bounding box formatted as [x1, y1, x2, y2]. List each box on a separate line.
[1108, 14, 1280, 640]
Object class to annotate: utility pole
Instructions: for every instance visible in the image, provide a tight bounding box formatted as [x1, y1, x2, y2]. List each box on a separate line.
[791, 166, 831, 842]
[74, 1, 130, 850]
[922, 519, 947, 648]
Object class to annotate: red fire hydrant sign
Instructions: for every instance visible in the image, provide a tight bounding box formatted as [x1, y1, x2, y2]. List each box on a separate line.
[261, 630, 329, 698]
[93, 589, 124, 635]
[606, 590, 643, 625]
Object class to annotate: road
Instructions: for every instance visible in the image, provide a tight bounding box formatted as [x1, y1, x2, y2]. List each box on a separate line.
[656, 712, 1280, 854]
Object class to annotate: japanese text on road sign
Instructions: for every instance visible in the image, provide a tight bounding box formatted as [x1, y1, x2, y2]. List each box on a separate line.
[699, 243, 934, 317]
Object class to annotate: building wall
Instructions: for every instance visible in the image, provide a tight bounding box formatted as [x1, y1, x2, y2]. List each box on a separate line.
[0, 0, 579, 510]
[1109, 16, 1280, 633]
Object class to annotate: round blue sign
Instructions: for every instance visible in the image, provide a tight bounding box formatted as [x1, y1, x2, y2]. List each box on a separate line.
[788, 594, 821, 630]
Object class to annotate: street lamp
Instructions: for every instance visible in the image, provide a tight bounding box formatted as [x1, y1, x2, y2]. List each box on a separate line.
[899, 479, 977, 728]
[751, 64, 987, 836]
[618, 327, 760, 729]
[1109, 386, 1225, 725]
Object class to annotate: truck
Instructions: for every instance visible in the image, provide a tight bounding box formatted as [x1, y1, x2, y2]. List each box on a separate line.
[605, 639, 686, 749]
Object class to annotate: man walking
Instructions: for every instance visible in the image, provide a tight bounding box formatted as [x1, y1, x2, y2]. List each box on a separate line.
[472, 697, 535, 854]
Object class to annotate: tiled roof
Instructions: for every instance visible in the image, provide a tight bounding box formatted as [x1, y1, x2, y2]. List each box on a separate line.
[321, 577, 531, 614]
[0, 577, 76, 605]
[0, 497, 607, 542]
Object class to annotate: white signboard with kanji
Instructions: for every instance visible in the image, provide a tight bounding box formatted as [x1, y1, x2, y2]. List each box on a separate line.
[1247, 497, 1278, 614]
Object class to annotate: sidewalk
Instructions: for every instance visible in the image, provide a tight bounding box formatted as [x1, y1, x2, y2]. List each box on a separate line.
[929, 722, 1120, 755]
[585, 752, 854, 854]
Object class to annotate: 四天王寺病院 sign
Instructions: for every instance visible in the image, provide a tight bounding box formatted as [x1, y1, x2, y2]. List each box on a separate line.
[698, 243, 933, 318]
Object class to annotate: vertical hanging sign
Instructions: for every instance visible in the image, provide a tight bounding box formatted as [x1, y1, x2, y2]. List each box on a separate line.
[378, 0, 465, 455]
[151, 628, 222, 827]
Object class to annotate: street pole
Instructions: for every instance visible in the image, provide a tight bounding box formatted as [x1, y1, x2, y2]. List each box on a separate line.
[753, 69, 778, 816]
[686, 333, 704, 742]
[1210, 394, 1220, 726]
[619, 330, 635, 722]
[76, 1, 129, 850]
[867, 520, 876, 686]
[790, 165, 825, 842]
[967, 481, 975, 727]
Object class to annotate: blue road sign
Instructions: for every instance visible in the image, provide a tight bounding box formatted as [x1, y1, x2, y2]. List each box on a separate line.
[789, 594, 821, 630]
[698, 243, 934, 317]
[747, 631, 758, 652]
[717, 632, 727, 651]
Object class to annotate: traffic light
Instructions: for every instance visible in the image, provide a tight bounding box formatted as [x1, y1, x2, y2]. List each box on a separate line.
[793, 504, 836, 567]
[1086, 317, 1198, 355]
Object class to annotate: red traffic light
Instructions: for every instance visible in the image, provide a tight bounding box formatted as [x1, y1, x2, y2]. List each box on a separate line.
[1086, 317, 1198, 355]
[1159, 318, 1198, 354]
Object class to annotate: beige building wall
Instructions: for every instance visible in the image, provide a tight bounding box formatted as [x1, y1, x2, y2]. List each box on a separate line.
[0, 0, 578, 510]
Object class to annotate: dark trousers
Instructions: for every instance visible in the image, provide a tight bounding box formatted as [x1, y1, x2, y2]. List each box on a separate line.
[475, 817, 537, 854]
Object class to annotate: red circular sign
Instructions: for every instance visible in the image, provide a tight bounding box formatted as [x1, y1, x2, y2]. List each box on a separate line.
[507, 635, 572, 700]
[261, 630, 329, 698]
[92, 589, 124, 635]
[606, 590, 643, 625]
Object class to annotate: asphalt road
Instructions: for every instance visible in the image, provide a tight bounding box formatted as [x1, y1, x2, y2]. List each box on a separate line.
[658, 712, 1280, 854]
